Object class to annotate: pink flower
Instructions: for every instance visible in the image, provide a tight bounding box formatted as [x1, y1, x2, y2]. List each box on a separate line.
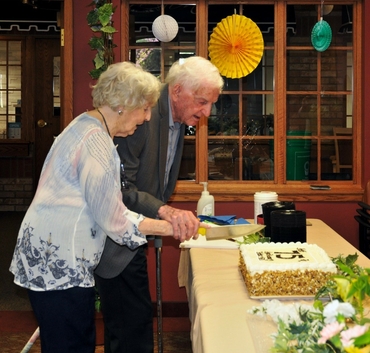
[318, 321, 346, 344]
[340, 325, 368, 348]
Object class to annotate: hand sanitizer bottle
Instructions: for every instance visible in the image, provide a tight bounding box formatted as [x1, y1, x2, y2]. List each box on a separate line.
[197, 182, 214, 216]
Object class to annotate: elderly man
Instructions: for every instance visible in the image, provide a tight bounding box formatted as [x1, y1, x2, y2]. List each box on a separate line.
[94, 56, 224, 353]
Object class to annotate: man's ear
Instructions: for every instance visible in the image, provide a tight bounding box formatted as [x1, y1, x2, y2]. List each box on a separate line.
[172, 84, 182, 98]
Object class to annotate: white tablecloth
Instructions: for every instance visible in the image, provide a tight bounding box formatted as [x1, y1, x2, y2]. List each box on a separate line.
[178, 219, 370, 353]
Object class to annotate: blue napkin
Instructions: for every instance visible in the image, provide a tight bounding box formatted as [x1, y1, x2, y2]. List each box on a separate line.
[198, 215, 250, 225]
[235, 218, 250, 224]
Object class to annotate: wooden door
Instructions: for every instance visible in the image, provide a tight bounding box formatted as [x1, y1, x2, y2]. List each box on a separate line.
[34, 38, 61, 184]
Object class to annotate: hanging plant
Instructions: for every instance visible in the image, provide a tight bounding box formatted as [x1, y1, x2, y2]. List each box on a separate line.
[87, 0, 117, 79]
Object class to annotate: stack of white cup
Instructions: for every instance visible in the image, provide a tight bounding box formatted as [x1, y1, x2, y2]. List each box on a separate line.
[253, 191, 278, 224]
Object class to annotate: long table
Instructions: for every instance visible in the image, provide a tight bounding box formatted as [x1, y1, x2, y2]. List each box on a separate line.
[178, 219, 370, 353]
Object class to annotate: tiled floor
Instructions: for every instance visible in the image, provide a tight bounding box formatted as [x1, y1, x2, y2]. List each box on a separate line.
[1, 331, 192, 353]
[0, 310, 192, 352]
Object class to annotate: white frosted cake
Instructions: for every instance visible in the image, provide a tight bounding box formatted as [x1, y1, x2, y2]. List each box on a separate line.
[239, 242, 337, 296]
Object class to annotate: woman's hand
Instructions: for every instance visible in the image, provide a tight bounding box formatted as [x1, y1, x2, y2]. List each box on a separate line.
[158, 205, 201, 242]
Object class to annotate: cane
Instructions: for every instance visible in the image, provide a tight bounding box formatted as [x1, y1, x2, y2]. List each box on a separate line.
[155, 236, 163, 353]
[20, 327, 40, 353]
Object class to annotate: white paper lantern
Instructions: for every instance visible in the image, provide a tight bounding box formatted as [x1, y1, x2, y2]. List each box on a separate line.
[152, 15, 179, 42]
[323, 5, 334, 15]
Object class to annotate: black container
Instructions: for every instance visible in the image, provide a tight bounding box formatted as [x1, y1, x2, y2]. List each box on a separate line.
[262, 201, 296, 238]
[270, 210, 307, 243]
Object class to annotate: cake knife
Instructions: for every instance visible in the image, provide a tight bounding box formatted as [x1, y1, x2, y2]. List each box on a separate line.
[199, 224, 265, 241]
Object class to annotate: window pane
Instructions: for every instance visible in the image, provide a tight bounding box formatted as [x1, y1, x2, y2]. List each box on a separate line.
[135, 47, 161, 76]
[179, 138, 195, 180]
[242, 94, 274, 136]
[209, 94, 239, 136]
[9, 66, 21, 89]
[0, 40, 22, 140]
[208, 139, 238, 180]
[321, 50, 352, 92]
[0, 41, 6, 64]
[287, 95, 317, 134]
[287, 5, 316, 46]
[9, 41, 21, 65]
[244, 50, 274, 91]
[242, 50, 274, 92]
[332, 129, 353, 177]
[287, 51, 317, 91]
[0, 67, 7, 90]
[286, 131, 312, 180]
[321, 95, 350, 135]
[0, 116, 5, 138]
[243, 139, 274, 180]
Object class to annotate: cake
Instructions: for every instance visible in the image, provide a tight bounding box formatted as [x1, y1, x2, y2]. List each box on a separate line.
[239, 242, 337, 296]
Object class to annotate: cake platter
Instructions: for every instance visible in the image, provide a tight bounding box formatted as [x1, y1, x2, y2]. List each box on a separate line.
[248, 292, 330, 301]
[249, 294, 316, 301]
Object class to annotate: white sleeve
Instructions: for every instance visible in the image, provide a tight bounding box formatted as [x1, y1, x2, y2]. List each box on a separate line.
[77, 130, 147, 249]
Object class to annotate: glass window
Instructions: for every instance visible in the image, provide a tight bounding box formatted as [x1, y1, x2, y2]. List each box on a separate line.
[286, 4, 354, 181]
[124, 0, 361, 195]
[0, 40, 22, 139]
[205, 4, 275, 181]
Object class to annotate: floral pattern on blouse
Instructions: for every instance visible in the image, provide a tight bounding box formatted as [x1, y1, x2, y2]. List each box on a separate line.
[9, 113, 147, 291]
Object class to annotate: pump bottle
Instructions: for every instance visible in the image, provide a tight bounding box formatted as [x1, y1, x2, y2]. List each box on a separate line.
[197, 182, 214, 216]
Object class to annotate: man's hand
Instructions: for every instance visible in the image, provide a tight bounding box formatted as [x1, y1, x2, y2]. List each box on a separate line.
[157, 204, 200, 242]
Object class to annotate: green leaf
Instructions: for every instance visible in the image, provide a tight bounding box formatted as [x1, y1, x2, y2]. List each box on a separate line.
[87, 0, 116, 76]
[353, 331, 370, 346]
[347, 275, 368, 299]
[101, 25, 117, 34]
[93, 54, 105, 70]
[89, 68, 103, 80]
[89, 24, 103, 32]
[88, 36, 104, 50]
[313, 299, 324, 312]
[289, 322, 309, 335]
[97, 3, 115, 27]
[344, 253, 359, 267]
[87, 9, 100, 26]
[336, 261, 356, 277]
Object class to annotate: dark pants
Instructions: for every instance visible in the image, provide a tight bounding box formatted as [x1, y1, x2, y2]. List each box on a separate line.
[28, 286, 95, 353]
[94, 247, 153, 353]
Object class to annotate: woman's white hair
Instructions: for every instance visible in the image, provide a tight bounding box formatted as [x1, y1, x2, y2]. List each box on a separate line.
[92, 62, 161, 111]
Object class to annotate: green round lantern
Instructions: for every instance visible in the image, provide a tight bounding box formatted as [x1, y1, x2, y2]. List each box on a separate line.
[311, 20, 332, 52]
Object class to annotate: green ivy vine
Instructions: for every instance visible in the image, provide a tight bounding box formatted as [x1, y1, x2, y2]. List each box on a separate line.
[87, 0, 117, 79]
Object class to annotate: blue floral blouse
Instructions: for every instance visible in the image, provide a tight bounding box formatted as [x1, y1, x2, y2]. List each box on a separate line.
[9, 113, 147, 291]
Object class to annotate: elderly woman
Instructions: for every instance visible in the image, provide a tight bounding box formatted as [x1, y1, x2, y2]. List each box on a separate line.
[9, 62, 200, 353]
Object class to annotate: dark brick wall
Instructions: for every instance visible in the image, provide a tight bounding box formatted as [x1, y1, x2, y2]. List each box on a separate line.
[0, 157, 34, 211]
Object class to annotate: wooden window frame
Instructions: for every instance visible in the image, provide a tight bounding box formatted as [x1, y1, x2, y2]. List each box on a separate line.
[120, 0, 363, 202]
[62, 0, 363, 203]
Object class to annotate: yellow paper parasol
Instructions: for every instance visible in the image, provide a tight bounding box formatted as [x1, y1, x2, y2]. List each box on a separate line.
[209, 14, 264, 79]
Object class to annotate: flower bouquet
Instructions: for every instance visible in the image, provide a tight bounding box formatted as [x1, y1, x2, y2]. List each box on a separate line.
[247, 253, 370, 353]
